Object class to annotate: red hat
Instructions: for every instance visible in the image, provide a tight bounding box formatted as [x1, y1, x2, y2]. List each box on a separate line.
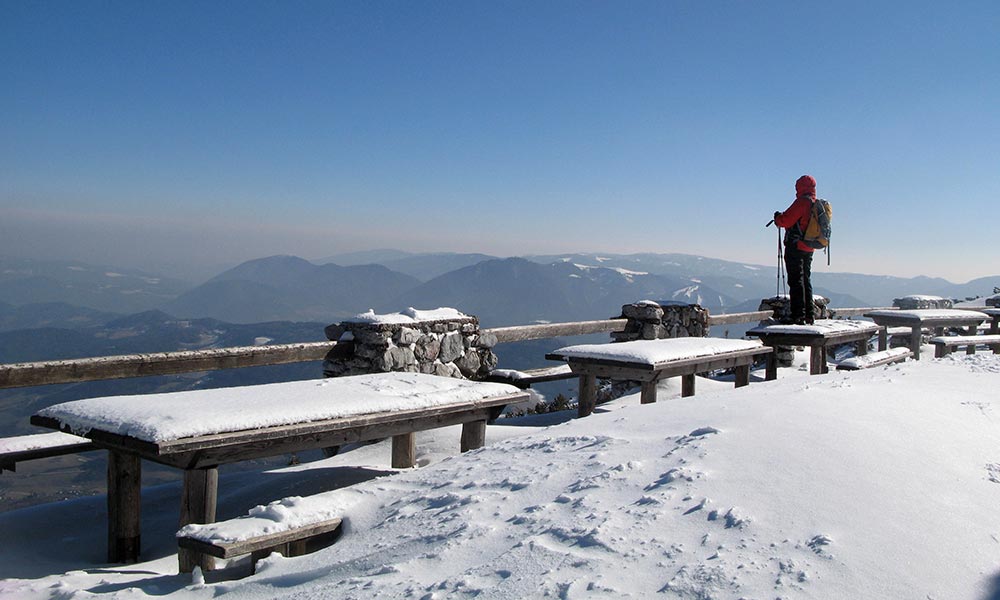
[795, 175, 817, 195]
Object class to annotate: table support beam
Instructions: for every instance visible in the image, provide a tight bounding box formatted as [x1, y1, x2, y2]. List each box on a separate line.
[578, 374, 597, 417]
[391, 433, 416, 468]
[461, 420, 486, 452]
[178, 467, 218, 572]
[640, 381, 657, 404]
[107, 450, 141, 564]
[681, 374, 696, 397]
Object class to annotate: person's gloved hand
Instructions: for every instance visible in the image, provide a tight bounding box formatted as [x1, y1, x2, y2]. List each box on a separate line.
[773, 211, 781, 221]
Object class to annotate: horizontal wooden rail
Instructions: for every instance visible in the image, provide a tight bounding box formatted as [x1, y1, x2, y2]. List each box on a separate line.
[484, 319, 627, 344]
[1, 308, 897, 390]
[828, 306, 896, 317]
[0, 342, 335, 389]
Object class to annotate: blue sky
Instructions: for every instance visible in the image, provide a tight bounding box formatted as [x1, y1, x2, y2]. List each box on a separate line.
[2, 1, 998, 282]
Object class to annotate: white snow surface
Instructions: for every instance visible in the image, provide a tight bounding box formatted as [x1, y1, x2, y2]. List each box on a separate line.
[550, 337, 764, 365]
[747, 319, 879, 336]
[344, 307, 469, 324]
[35, 373, 521, 443]
[4, 353, 1000, 599]
[867, 309, 988, 321]
[0, 431, 91, 453]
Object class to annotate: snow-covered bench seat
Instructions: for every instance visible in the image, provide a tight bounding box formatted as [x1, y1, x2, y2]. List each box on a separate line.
[485, 364, 575, 389]
[546, 338, 772, 417]
[836, 348, 912, 371]
[930, 334, 1000, 358]
[0, 432, 96, 473]
[176, 490, 360, 574]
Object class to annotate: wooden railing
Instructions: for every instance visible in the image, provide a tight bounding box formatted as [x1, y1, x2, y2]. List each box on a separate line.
[0, 309, 892, 390]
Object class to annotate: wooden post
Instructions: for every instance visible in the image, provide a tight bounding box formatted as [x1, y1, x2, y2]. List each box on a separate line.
[967, 325, 978, 355]
[391, 433, 416, 468]
[461, 420, 487, 452]
[910, 325, 922, 359]
[107, 451, 142, 564]
[178, 467, 218, 573]
[878, 327, 887, 351]
[578, 374, 597, 417]
[856, 338, 868, 356]
[734, 364, 750, 388]
[681, 374, 695, 397]
[640, 381, 658, 404]
[765, 352, 777, 381]
[809, 346, 824, 375]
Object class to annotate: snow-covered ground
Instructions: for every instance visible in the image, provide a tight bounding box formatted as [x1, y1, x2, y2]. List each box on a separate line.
[3, 348, 1000, 599]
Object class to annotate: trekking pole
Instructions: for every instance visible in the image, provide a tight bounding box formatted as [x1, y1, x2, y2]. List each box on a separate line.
[766, 218, 786, 297]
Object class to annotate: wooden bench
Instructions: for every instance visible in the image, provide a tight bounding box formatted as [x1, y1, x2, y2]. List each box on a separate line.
[836, 348, 912, 370]
[485, 364, 575, 389]
[930, 334, 1000, 358]
[177, 517, 343, 574]
[0, 432, 96, 473]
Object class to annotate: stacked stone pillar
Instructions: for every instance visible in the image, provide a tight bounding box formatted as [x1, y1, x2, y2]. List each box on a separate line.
[322, 309, 498, 380]
[611, 300, 710, 342]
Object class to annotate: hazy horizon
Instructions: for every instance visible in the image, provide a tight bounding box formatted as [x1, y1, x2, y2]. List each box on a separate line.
[3, 2, 998, 284]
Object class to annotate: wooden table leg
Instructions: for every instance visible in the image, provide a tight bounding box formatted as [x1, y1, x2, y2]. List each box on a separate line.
[178, 467, 218, 573]
[640, 381, 658, 404]
[809, 346, 824, 375]
[878, 327, 887, 351]
[910, 325, 921, 359]
[578, 374, 597, 417]
[734, 364, 750, 388]
[107, 450, 141, 564]
[461, 420, 486, 452]
[391, 433, 416, 468]
[681, 374, 695, 397]
[765, 352, 777, 381]
[967, 325, 978, 355]
[856, 338, 869, 356]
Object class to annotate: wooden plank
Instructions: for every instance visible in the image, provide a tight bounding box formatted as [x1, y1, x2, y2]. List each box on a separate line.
[0, 342, 335, 389]
[391, 433, 416, 468]
[107, 451, 141, 564]
[640, 381, 657, 404]
[178, 468, 219, 572]
[707, 311, 774, 325]
[681, 374, 696, 397]
[486, 320, 627, 344]
[734, 364, 750, 387]
[578, 374, 597, 418]
[460, 420, 487, 452]
[177, 518, 343, 559]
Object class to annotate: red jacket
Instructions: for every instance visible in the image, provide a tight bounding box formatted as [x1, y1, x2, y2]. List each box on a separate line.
[775, 194, 816, 253]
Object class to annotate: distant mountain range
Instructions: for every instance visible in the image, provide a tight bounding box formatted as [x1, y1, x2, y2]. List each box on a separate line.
[2, 252, 998, 332]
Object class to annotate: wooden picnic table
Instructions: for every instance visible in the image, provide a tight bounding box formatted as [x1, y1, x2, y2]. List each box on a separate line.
[864, 309, 988, 359]
[546, 338, 772, 418]
[745, 319, 881, 377]
[30, 372, 526, 567]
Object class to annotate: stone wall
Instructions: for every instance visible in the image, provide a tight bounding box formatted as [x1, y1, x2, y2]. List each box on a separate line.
[892, 295, 953, 310]
[756, 295, 830, 324]
[322, 308, 498, 380]
[611, 301, 709, 342]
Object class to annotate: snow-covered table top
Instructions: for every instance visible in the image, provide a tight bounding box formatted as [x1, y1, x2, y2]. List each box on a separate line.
[747, 319, 879, 336]
[34, 372, 522, 444]
[548, 338, 765, 367]
[865, 309, 988, 324]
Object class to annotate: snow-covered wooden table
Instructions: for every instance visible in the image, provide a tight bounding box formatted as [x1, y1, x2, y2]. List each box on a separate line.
[30, 372, 526, 567]
[864, 309, 988, 359]
[746, 319, 880, 376]
[545, 338, 772, 417]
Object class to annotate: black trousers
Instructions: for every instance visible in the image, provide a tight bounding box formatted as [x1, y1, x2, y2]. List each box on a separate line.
[785, 245, 814, 323]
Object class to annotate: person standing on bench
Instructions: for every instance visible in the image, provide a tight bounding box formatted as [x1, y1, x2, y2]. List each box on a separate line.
[774, 175, 818, 325]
